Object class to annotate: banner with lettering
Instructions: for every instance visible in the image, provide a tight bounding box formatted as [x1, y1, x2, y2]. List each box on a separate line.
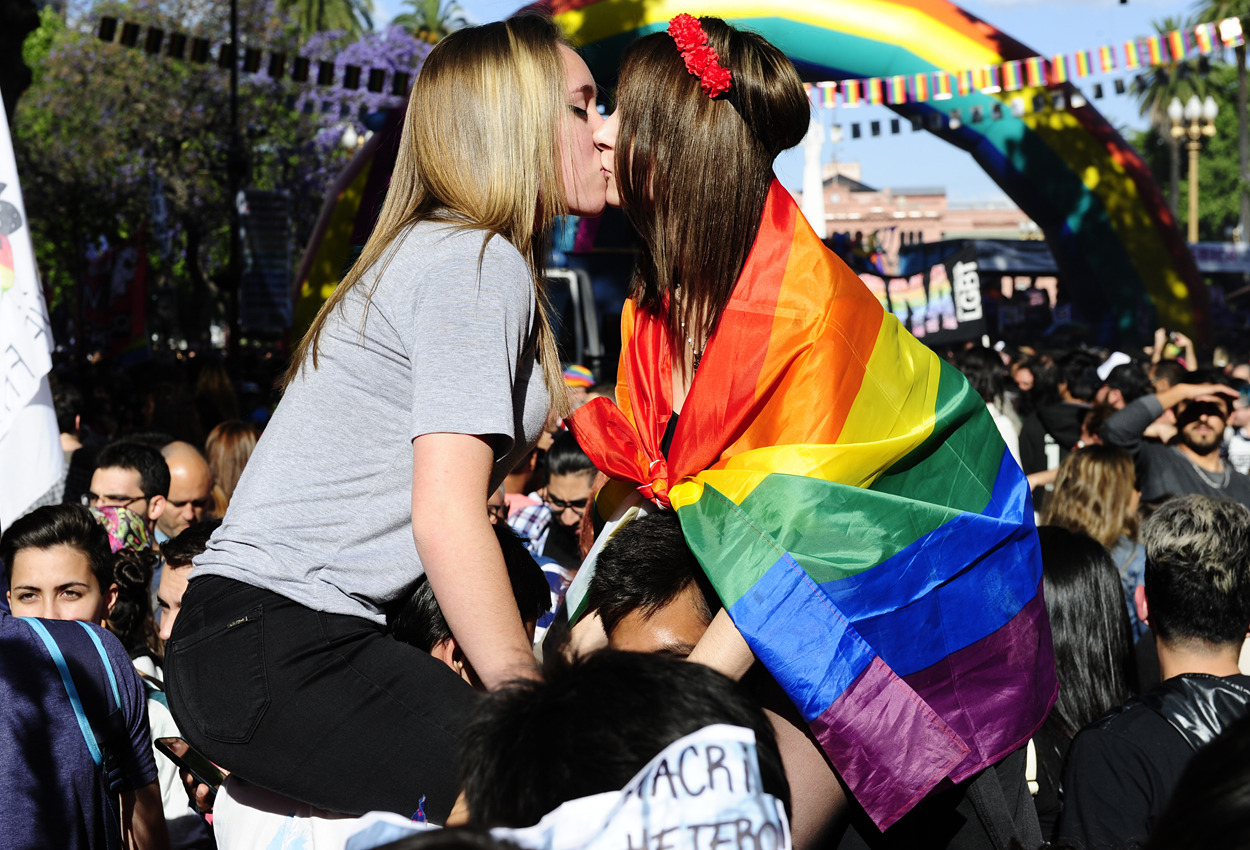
[858, 244, 986, 347]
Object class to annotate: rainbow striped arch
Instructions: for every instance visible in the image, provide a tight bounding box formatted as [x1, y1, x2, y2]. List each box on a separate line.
[538, 0, 1207, 343]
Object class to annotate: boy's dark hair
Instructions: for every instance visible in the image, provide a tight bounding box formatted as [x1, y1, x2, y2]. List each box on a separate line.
[95, 441, 171, 499]
[956, 346, 1005, 405]
[461, 650, 790, 827]
[1152, 359, 1186, 390]
[160, 519, 222, 568]
[1057, 350, 1101, 402]
[1, 504, 114, 587]
[52, 381, 84, 435]
[1102, 362, 1152, 405]
[390, 525, 551, 651]
[110, 548, 160, 657]
[586, 510, 721, 636]
[545, 429, 596, 479]
[1142, 495, 1250, 648]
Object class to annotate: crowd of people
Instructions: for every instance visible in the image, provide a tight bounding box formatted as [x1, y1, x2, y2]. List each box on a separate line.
[7, 11, 1250, 850]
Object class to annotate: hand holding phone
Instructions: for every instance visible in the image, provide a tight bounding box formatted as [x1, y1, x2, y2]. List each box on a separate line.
[155, 736, 225, 812]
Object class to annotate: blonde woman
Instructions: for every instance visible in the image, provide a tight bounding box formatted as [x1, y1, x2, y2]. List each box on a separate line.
[1042, 445, 1147, 636]
[164, 16, 607, 823]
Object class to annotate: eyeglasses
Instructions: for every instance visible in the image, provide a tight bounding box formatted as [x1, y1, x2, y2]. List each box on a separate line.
[85, 492, 146, 509]
[544, 494, 587, 516]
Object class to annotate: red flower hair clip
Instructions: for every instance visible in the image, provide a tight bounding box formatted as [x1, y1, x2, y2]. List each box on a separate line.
[667, 13, 732, 98]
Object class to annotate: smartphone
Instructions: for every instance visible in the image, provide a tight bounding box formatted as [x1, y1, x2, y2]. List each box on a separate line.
[155, 737, 225, 790]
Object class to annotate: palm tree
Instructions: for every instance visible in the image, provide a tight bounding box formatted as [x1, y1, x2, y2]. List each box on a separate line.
[1198, 0, 1250, 239]
[280, 0, 374, 37]
[1133, 15, 1208, 215]
[391, 0, 466, 43]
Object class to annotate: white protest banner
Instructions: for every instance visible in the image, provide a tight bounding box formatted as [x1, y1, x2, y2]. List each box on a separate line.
[498, 724, 791, 850]
[0, 97, 62, 531]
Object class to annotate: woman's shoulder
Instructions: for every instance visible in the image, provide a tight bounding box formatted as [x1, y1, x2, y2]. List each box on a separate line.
[392, 221, 529, 279]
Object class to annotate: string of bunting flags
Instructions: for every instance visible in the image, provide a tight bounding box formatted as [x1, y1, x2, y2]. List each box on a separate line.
[94, 16, 416, 98]
[804, 17, 1245, 111]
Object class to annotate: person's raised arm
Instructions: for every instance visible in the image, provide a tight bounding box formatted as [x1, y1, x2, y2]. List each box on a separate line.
[1102, 383, 1237, 454]
[687, 609, 755, 681]
[412, 432, 540, 690]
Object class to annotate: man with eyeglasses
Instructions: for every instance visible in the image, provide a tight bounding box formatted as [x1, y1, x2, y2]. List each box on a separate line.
[1102, 376, 1250, 509]
[156, 442, 214, 544]
[86, 441, 170, 532]
[508, 430, 597, 572]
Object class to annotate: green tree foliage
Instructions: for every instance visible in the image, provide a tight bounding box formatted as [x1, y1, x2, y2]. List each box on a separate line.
[1195, 0, 1250, 238]
[1133, 63, 1241, 242]
[13, 0, 357, 339]
[279, 0, 373, 39]
[391, 0, 465, 42]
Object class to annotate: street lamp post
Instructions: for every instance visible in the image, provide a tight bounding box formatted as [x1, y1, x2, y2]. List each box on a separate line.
[1170, 94, 1220, 243]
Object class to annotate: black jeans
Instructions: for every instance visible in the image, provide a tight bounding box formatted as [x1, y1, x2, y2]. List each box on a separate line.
[164, 575, 478, 824]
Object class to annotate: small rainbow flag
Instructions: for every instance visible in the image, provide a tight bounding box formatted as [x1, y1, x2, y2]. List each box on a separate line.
[932, 71, 953, 99]
[1098, 45, 1116, 73]
[1074, 50, 1091, 78]
[819, 81, 837, 108]
[1194, 23, 1215, 54]
[867, 77, 885, 105]
[983, 65, 1002, 92]
[1221, 17, 1246, 48]
[570, 181, 1056, 832]
[843, 79, 862, 107]
[956, 69, 974, 96]
[1024, 56, 1047, 87]
[1124, 39, 1141, 69]
[911, 72, 930, 102]
[1168, 29, 1188, 61]
[1049, 54, 1070, 84]
[1001, 61, 1023, 92]
[1146, 35, 1164, 65]
[888, 75, 908, 104]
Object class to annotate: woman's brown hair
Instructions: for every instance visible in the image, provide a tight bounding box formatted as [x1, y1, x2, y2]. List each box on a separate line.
[1042, 445, 1140, 549]
[205, 419, 259, 512]
[614, 18, 809, 374]
[284, 15, 573, 416]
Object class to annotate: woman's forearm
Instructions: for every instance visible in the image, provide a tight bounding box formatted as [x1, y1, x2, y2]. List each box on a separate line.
[413, 433, 540, 690]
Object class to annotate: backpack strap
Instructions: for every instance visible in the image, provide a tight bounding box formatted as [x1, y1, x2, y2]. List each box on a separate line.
[76, 620, 122, 709]
[22, 618, 104, 767]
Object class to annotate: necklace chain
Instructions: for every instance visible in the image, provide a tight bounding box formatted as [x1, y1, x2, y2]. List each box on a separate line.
[1182, 451, 1231, 489]
[674, 286, 704, 373]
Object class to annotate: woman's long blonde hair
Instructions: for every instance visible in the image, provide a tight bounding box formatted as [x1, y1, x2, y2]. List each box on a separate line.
[285, 15, 571, 416]
[1042, 445, 1140, 549]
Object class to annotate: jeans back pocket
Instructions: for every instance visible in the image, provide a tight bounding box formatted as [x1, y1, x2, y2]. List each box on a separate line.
[169, 604, 270, 745]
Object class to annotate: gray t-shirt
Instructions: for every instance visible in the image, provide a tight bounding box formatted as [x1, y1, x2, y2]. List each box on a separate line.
[195, 223, 551, 622]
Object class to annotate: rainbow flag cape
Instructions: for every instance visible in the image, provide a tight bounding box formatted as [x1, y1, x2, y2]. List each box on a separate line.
[569, 181, 1056, 830]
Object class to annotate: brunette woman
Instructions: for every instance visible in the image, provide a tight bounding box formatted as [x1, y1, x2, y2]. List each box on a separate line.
[572, 14, 1051, 844]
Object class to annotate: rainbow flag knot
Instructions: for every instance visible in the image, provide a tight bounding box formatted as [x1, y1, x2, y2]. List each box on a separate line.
[570, 180, 1057, 830]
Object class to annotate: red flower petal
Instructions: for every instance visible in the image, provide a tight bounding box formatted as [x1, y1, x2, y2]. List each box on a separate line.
[700, 65, 733, 97]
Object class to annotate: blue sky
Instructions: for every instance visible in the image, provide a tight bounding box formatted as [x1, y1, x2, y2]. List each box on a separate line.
[374, 0, 1206, 203]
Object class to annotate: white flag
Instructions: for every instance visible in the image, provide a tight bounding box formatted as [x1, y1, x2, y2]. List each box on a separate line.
[0, 97, 63, 532]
